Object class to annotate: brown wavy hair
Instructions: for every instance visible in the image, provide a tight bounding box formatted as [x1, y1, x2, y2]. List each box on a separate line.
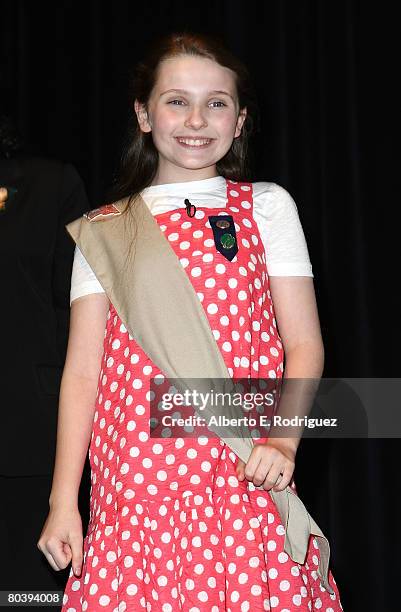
[108, 30, 260, 212]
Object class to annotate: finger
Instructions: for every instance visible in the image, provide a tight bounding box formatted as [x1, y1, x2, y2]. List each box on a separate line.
[272, 466, 294, 492]
[235, 459, 246, 480]
[259, 467, 282, 490]
[70, 536, 84, 576]
[252, 455, 276, 486]
[44, 552, 62, 572]
[44, 546, 70, 572]
[246, 442, 280, 481]
[243, 451, 266, 482]
[0, 187, 8, 199]
[46, 538, 71, 570]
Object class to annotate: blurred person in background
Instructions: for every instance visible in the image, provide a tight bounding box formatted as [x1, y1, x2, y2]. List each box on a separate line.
[0, 114, 89, 597]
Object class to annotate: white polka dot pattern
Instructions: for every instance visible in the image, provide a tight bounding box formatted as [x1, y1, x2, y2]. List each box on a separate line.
[62, 180, 343, 611]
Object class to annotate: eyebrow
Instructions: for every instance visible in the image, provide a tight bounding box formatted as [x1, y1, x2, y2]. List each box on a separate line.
[160, 88, 234, 101]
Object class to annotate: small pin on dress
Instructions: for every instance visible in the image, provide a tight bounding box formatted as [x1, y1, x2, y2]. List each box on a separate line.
[184, 198, 197, 217]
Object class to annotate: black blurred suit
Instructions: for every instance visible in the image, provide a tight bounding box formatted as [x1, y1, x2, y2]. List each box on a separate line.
[0, 155, 89, 597]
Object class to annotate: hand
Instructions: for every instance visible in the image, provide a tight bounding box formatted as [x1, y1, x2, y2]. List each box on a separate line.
[37, 506, 83, 577]
[0, 187, 7, 211]
[235, 439, 297, 492]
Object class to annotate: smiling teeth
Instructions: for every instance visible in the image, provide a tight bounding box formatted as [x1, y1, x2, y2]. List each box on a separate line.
[178, 138, 211, 146]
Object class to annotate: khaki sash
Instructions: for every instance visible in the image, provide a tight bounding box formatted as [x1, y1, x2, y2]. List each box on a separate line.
[66, 195, 335, 594]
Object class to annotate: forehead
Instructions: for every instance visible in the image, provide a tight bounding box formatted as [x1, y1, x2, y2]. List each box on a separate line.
[154, 55, 237, 95]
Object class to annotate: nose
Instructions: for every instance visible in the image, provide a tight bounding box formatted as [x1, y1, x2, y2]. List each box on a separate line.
[184, 105, 208, 130]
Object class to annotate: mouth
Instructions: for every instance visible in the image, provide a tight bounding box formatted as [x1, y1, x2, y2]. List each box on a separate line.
[175, 137, 214, 149]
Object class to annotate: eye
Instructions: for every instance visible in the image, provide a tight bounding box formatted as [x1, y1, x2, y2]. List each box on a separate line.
[167, 99, 227, 108]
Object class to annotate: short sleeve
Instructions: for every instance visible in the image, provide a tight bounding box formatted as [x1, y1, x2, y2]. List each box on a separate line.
[70, 245, 105, 304]
[252, 182, 314, 277]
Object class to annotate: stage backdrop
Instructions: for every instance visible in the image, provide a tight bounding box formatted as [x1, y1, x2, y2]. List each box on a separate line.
[1, 1, 399, 610]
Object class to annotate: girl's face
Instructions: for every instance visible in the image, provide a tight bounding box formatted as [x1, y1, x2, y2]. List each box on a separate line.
[135, 55, 247, 184]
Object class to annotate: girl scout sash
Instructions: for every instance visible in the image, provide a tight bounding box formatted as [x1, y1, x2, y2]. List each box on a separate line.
[66, 195, 335, 594]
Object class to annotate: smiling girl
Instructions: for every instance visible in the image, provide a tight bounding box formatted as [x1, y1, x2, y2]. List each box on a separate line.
[38, 32, 343, 611]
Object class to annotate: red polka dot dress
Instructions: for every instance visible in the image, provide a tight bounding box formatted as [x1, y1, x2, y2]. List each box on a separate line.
[62, 179, 343, 611]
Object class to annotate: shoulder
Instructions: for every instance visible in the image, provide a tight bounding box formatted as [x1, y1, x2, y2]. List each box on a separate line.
[17, 155, 80, 182]
[84, 202, 124, 222]
[250, 181, 313, 277]
[252, 181, 299, 219]
[18, 155, 63, 174]
[66, 199, 130, 242]
[79, 197, 133, 222]
[17, 156, 88, 211]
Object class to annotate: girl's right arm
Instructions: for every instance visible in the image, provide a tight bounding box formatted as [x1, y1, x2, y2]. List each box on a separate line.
[37, 293, 109, 576]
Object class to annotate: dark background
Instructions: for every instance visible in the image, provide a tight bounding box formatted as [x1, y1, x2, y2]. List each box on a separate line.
[1, 1, 400, 610]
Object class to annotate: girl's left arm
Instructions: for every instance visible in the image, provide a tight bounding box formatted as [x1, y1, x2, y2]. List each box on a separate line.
[269, 276, 324, 451]
[236, 276, 324, 491]
[267, 275, 325, 451]
[269, 276, 324, 376]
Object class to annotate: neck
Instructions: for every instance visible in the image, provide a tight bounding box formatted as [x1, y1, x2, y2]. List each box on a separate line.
[151, 162, 219, 186]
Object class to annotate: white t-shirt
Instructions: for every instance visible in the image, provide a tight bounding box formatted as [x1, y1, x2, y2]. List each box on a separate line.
[70, 176, 313, 304]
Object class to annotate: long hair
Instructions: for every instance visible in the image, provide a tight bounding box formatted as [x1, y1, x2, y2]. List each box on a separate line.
[108, 31, 260, 212]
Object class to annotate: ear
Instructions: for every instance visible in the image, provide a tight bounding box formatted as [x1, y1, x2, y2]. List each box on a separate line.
[134, 99, 152, 133]
[234, 107, 247, 138]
